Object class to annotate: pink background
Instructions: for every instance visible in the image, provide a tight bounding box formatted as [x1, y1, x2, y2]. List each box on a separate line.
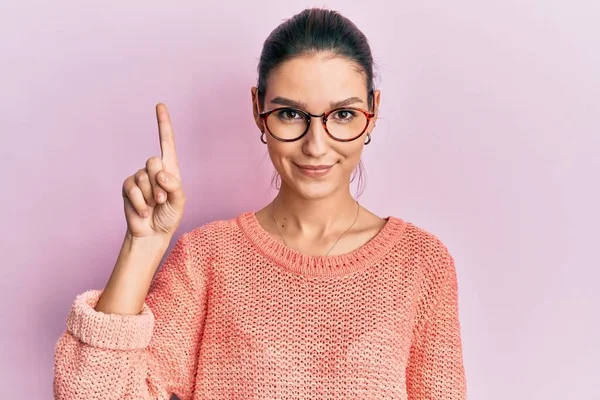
[2, 1, 599, 398]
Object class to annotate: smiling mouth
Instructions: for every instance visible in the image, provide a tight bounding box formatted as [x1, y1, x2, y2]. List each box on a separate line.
[295, 164, 335, 170]
[293, 162, 336, 177]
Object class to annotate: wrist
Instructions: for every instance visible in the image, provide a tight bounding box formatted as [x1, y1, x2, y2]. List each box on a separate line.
[124, 231, 172, 255]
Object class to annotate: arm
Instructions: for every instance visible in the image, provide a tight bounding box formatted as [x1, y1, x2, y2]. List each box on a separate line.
[406, 249, 467, 399]
[53, 232, 209, 400]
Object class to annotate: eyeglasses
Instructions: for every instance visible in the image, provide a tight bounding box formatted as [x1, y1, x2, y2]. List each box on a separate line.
[259, 106, 375, 142]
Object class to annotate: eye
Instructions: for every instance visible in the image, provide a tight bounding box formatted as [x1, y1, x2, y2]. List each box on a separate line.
[331, 109, 357, 122]
[276, 109, 304, 121]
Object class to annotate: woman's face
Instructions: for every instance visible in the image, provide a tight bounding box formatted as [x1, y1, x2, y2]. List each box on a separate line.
[252, 53, 380, 200]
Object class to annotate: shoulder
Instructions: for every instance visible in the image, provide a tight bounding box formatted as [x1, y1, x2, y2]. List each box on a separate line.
[410, 222, 453, 265]
[182, 212, 250, 255]
[393, 218, 457, 285]
[393, 220, 461, 326]
[188, 214, 241, 236]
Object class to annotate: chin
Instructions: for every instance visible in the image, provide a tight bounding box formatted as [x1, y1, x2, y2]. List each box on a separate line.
[284, 179, 343, 200]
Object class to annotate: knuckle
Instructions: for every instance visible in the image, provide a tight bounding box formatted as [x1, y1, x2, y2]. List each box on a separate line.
[123, 177, 135, 192]
[146, 157, 162, 169]
[125, 186, 138, 198]
[134, 169, 148, 184]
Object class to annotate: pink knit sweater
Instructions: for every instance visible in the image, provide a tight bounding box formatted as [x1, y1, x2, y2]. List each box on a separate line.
[54, 212, 467, 399]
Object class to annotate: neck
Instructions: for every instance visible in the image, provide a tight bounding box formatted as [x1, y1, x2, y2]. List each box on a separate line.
[273, 183, 359, 237]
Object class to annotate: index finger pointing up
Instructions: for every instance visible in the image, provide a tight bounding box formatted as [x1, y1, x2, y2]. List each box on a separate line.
[156, 103, 180, 175]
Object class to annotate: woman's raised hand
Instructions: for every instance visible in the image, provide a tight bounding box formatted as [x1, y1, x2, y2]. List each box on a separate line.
[122, 104, 186, 240]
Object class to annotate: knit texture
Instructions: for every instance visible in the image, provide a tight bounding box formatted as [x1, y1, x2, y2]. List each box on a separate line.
[54, 212, 467, 399]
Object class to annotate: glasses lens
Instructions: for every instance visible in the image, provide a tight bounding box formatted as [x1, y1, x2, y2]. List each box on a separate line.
[266, 109, 308, 140]
[266, 108, 368, 141]
[326, 109, 368, 140]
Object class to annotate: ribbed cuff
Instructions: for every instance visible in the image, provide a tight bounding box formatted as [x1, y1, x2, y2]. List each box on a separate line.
[66, 290, 155, 351]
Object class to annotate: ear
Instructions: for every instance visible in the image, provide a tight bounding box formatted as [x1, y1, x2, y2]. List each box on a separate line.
[369, 89, 381, 134]
[251, 86, 264, 132]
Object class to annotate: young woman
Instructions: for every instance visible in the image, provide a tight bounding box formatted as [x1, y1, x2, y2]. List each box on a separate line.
[54, 8, 467, 399]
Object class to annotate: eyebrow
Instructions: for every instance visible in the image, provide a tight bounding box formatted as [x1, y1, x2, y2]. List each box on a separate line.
[269, 96, 364, 110]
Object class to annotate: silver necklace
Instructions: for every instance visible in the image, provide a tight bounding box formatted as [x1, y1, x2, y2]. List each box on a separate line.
[271, 200, 361, 257]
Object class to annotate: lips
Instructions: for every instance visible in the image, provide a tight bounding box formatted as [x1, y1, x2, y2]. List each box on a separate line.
[295, 164, 334, 170]
[293, 163, 335, 178]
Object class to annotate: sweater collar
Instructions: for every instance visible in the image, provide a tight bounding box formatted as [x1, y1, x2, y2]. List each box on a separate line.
[236, 211, 408, 278]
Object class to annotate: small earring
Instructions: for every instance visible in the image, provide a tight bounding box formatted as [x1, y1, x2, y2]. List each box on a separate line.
[260, 131, 267, 144]
[364, 133, 372, 145]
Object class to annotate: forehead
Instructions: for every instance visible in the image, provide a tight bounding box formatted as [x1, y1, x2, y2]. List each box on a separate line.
[265, 53, 368, 110]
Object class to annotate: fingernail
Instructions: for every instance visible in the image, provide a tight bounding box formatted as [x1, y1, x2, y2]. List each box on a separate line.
[143, 211, 149, 218]
[159, 172, 168, 182]
[157, 192, 165, 202]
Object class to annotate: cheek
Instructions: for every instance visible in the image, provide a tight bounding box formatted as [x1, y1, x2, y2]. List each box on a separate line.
[335, 143, 364, 165]
[267, 142, 295, 167]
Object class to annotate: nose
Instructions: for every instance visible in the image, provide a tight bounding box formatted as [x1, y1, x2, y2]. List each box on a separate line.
[302, 115, 328, 158]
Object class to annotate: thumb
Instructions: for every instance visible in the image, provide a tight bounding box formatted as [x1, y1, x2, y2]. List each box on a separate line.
[156, 170, 185, 206]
